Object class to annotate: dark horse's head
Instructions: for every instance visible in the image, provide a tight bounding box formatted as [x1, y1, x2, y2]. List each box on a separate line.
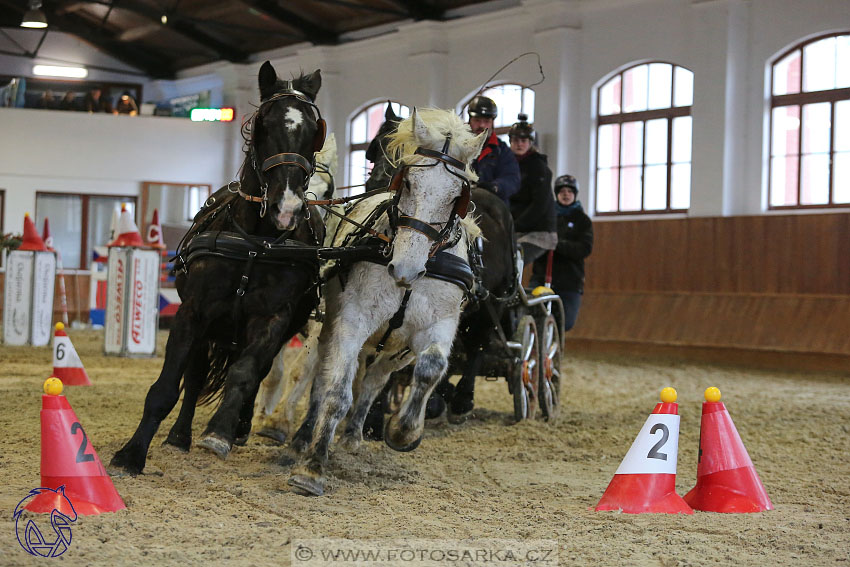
[246, 61, 324, 230]
[364, 102, 402, 192]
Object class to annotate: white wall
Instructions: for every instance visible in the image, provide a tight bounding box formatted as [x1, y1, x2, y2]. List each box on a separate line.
[0, 108, 239, 232]
[2, 0, 850, 228]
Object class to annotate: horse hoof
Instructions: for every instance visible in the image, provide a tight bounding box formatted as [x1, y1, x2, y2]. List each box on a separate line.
[161, 440, 190, 453]
[277, 453, 297, 467]
[162, 435, 191, 452]
[109, 447, 145, 475]
[289, 436, 310, 455]
[383, 419, 423, 453]
[447, 408, 473, 425]
[233, 434, 249, 446]
[339, 434, 361, 452]
[256, 427, 287, 445]
[288, 474, 325, 496]
[196, 435, 232, 459]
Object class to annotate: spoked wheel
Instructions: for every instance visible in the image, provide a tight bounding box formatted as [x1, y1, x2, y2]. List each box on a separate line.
[538, 314, 562, 421]
[510, 315, 540, 422]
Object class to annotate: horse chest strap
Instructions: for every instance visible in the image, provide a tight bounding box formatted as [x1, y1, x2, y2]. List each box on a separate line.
[236, 250, 258, 297]
[375, 289, 412, 353]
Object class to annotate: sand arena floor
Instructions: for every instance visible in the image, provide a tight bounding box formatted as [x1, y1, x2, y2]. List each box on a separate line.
[1, 329, 849, 566]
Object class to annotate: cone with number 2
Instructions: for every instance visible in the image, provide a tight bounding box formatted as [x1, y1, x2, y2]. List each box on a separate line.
[52, 323, 91, 386]
[596, 387, 693, 514]
[25, 378, 125, 515]
[683, 387, 772, 513]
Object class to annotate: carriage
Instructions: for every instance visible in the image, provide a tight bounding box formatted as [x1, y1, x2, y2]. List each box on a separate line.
[446, 250, 566, 423]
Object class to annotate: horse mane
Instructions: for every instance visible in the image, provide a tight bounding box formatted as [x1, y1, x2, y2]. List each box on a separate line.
[385, 108, 480, 180]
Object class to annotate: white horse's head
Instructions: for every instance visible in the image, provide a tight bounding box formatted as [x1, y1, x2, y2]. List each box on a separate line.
[384, 109, 487, 287]
[308, 133, 338, 209]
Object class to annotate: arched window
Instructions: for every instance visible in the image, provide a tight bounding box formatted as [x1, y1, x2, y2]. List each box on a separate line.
[459, 83, 535, 143]
[348, 101, 410, 193]
[769, 33, 850, 209]
[595, 62, 693, 215]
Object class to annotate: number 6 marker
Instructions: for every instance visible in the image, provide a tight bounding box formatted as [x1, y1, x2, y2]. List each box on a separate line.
[52, 323, 91, 386]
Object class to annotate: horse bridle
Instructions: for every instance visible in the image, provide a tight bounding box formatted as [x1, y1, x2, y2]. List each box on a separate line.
[239, 82, 327, 217]
[388, 135, 472, 256]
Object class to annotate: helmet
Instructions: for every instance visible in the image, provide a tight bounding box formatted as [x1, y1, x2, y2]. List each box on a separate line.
[554, 174, 579, 195]
[467, 95, 497, 119]
[508, 113, 534, 140]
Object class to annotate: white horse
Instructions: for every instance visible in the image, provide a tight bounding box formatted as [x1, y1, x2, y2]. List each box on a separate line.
[252, 134, 337, 442]
[287, 109, 487, 496]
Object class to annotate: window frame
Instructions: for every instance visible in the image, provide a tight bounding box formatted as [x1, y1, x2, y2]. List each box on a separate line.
[34, 191, 138, 269]
[768, 32, 850, 210]
[594, 61, 693, 216]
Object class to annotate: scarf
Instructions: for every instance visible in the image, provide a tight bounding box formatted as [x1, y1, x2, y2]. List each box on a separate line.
[475, 131, 501, 162]
[556, 200, 583, 216]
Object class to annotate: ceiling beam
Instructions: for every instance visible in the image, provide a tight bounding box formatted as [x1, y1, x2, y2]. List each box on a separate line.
[245, 0, 339, 45]
[312, 0, 406, 17]
[40, 5, 175, 78]
[382, 0, 445, 20]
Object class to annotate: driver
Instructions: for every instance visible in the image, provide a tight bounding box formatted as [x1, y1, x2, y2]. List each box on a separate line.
[466, 95, 520, 204]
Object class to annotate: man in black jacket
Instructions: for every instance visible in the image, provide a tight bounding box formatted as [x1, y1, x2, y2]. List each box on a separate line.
[508, 114, 556, 266]
[467, 96, 521, 204]
[531, 174, 593, 332]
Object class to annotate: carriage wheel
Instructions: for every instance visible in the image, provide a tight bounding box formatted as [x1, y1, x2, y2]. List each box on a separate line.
[538, 314, 562, 421]
[510, 315, 540, 422]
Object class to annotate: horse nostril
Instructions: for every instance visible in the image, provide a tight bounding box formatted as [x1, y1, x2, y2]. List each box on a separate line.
[387, 263, 396, 280]
[414, 269, 425, 282]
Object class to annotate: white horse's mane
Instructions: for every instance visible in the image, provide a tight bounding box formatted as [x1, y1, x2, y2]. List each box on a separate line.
[386, 108, 482, 181]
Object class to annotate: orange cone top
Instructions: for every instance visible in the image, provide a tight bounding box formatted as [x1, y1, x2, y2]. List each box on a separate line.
[19, 213, 48, 251]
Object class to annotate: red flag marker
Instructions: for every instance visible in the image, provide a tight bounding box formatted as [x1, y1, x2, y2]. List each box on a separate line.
[596, 387, 693, 514]
[683, 387, 773, 513]
[25, 378, 125, 515]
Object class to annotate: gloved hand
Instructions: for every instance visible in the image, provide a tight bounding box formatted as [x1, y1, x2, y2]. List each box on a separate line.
[476, 180, 496, 193]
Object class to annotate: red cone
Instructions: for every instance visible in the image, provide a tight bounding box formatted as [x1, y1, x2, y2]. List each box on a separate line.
[683, 387, 773, 513]
[108, 204, 144, 247]
[52, 323, 91, 386]
[25, 379, 125, 515]
[145, 209, 167, 249]
[596, 388, 693, 514]
[42, 217, 55, 252]
[19, 213, 48, 251]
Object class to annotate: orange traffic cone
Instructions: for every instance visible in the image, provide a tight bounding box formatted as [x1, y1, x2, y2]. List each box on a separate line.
[25, 378, 125, 515]
[19, 213, 48, 251]
[683, 387, 773, 513]
[52, 323, 91, 386]
[145, 209, 167, 249]
[596, 387, 693, 514]
[42, 217, 55, 252]
[108, 204, 144, 247]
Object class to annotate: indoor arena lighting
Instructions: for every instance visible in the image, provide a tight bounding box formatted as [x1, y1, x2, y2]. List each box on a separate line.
[33, 65, 88, 79]
[20, 1, 48, 28]
[190, 107, 235, 122]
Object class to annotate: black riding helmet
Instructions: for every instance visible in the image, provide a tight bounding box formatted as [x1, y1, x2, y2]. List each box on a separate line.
[508, 113, 534, 139]
[468, 95, 497, 119]
[554, 174, 579, 196]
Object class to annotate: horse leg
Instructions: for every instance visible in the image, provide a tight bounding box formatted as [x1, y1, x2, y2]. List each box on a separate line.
[425, 374, 454, 420]
[448, 348, 484, 424]
[162, 344, 209, 452]
[287, 334, 327, 454]
[340, 353, 414, 451]
[253, 347, 287, 443]
[110, 311, 199, 474]
[197, 317, 287, 459]
[384, 321, 455, 452]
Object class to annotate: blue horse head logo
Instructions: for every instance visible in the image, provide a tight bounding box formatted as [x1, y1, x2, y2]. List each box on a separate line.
[13, 486, 78, 557]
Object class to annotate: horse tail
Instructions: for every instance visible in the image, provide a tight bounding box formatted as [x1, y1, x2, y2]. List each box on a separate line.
[197, 340, 231, 406]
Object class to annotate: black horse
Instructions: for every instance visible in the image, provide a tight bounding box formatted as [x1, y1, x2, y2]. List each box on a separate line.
[111, 62, 325, 474]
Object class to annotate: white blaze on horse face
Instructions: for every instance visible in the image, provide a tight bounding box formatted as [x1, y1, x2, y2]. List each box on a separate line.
[275, 187, 303, 230]
[284, 107, 304, 132]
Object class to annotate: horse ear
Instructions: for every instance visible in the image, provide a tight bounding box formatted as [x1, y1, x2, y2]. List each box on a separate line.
[411, 108, 429, 144]
[258, 61, 277, 99]
[385, 101, 399, 122]
[298, 69, 322, 101]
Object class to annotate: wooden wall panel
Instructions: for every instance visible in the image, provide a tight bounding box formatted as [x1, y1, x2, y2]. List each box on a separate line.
[587, 213, 850, 295]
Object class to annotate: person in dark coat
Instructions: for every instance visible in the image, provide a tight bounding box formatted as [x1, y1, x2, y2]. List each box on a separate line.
[467, 95, 520, 205]
[84, 87, 114, 113]
[507, 113, 556, 265]
[531, 174, 593, 332]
